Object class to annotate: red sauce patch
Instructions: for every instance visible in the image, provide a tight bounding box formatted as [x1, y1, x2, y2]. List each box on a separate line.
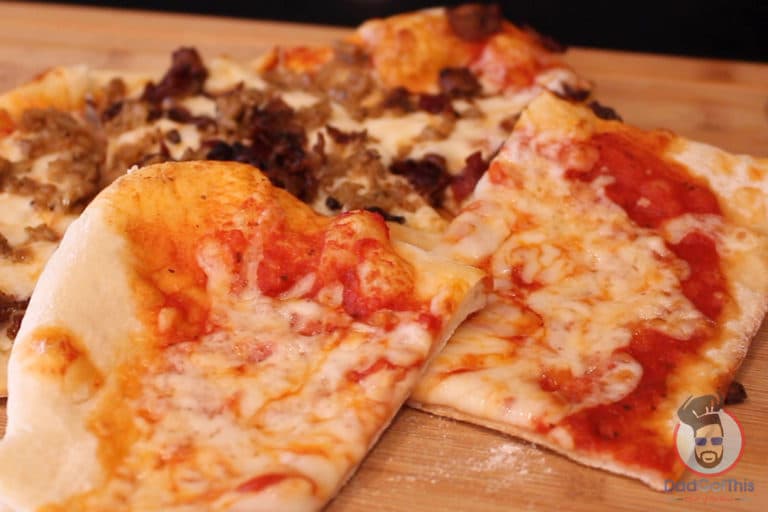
[566, 132, 720, 228]
[257, 224, 323, 297]
[451, 151, 488, 203]
[443, 353, 489, 376]
[346, 356, 422, 383]
[236, 473, 289, 493]
[538, 367, 593, 403]
[668, 231, 726, 320]
[215, 229, 249, 293]
[160, 292, 210, 346]
[562, 328, 707, 474]
[510, 264, 541, 291]
[0, 109, 14, 135]
[335, 237, 416, 320]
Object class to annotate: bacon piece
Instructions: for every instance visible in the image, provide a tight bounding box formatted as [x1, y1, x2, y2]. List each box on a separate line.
[451, 151, 489, 203]
[380, 86, 414, 112]
[390, 153, 451, 208]
[141, 47, 209, 103]
[418, 93, 453, 114]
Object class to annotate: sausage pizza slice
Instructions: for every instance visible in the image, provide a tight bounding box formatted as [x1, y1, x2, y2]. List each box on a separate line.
[0, 3, 588, 394]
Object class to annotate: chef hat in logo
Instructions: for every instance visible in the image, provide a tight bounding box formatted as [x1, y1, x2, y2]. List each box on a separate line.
[677, 395, 722, 430]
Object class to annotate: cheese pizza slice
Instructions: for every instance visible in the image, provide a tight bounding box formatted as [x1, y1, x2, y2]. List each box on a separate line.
[409, 93, 768, 489]
[0, 160, 484, 511]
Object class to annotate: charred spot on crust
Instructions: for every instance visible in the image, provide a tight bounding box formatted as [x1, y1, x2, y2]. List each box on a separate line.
[554, 83, 591, 103]
[447, 3, 503, 42]
[141, 47, 209, 103]
[724, 380, 748, 405]
[390, 153, 451, 208]
[588, 100, 623, 121]
[439, 67, 482, 98]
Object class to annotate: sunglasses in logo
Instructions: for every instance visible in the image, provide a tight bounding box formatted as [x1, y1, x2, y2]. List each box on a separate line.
[695, 437, 723, 446]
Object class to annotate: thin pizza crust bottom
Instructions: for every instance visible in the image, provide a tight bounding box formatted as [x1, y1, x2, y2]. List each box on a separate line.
[408, 401, 671, 490]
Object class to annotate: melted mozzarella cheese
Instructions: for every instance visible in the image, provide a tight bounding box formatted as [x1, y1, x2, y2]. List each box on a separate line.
[204, 57, 268, 92]
[108, 118, 202, 165]
[180, 95, 217, 118]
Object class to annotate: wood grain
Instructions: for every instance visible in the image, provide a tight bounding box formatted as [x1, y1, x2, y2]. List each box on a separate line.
[0, 2, 766, 511]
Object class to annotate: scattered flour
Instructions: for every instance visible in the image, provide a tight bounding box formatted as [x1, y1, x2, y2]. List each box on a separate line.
[385, 415, 551, 492]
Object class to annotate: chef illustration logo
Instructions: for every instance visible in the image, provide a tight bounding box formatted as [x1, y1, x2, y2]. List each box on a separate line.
[674, 394, 743, 475]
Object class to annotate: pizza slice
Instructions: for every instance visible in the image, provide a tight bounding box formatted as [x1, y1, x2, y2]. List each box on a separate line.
[409, 92, 768, 489]
[0, 160, 484, 511]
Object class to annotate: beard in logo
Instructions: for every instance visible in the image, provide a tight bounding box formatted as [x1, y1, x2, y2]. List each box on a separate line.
[693, 423, 724, 469]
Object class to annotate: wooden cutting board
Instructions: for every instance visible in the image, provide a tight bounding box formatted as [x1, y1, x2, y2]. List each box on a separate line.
[0, 3, 766, 511]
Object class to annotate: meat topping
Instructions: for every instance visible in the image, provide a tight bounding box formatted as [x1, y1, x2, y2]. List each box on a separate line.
[418, 93, 454, 115]
[390, 153, 451, 208]
[325, 196, 342, 211]
[447, 3, 503, 42]
[451, 151, 489, 203]
[0, 291, 29, 340]
[25, 223, 60, 242]
[439, 67, 482, 98]
[325, 124, 367, 145]
[12, 109, 104, 210]
[364, 206, 406, 224]
[141, 47, 209, 103]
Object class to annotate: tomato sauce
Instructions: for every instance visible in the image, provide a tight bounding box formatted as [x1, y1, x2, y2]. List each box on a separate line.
[554, 131, 730, 471]
[566, 132, 720, 228]
[346, 356, 423, 383]
[668, 231, 726, 320]
[257, 219, 323, 297]
[236, 473, 289, 493]
[562, 328, 706, 473]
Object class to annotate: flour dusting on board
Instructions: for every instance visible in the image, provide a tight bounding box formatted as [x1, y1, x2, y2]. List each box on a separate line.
[386, 415, 551, 492]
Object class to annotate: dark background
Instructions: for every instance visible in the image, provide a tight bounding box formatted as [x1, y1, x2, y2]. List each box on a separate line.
[47, 1, 767, 63]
